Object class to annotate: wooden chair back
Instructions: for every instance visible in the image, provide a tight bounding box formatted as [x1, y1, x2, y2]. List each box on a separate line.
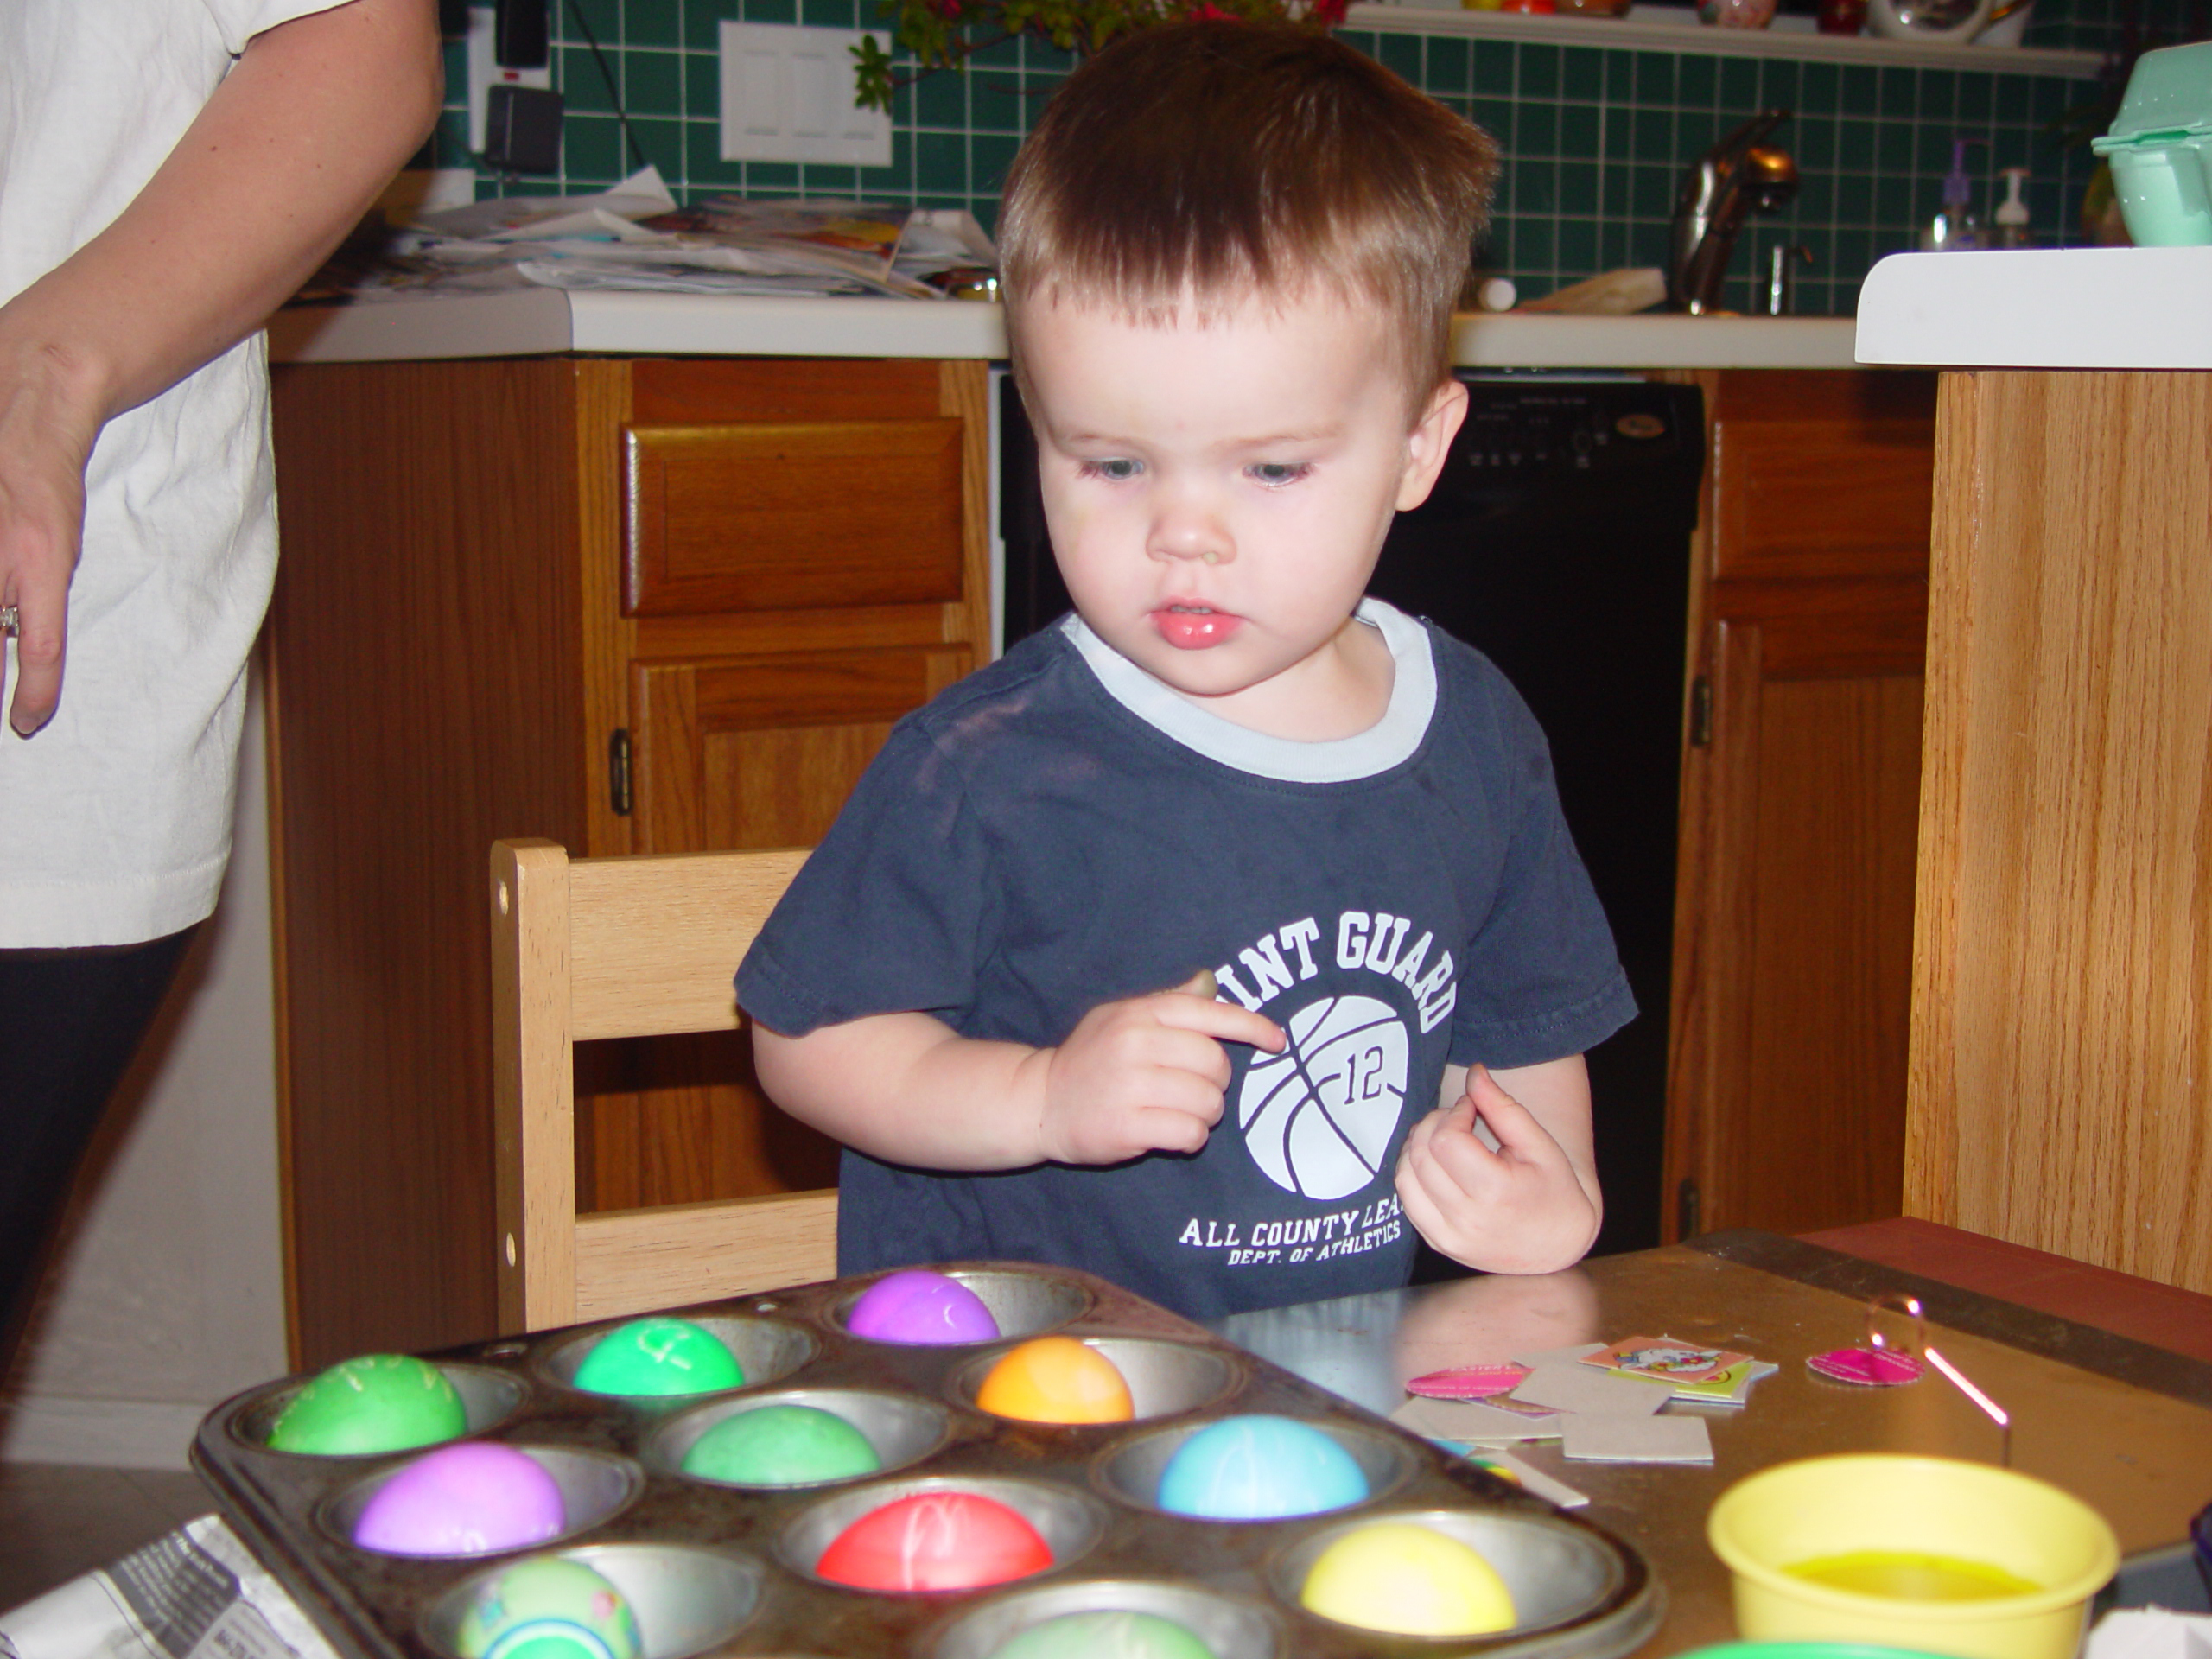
[490, 838, 836, 1332]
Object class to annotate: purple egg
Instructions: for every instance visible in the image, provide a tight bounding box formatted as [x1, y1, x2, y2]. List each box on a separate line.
[845, 1269, 1001, 1344]
[352, 1442, 564, 1556]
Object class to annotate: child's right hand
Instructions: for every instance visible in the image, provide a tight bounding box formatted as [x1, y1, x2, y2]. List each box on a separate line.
[1036, 972, 1285, 1166]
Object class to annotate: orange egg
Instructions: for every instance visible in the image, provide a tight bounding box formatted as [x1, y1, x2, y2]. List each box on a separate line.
[976, 1337, 1134, 1424]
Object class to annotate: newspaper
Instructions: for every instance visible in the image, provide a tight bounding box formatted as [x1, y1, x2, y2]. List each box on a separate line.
[0, 1516, 340, 1659]
[298, 167, 997, 304]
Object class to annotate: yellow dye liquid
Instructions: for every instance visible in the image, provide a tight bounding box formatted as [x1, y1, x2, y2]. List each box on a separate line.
[1783, 1551, 2042, 1602]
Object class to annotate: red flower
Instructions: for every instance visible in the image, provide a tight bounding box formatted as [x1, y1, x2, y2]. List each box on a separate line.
[1308, 0, 1346, 23]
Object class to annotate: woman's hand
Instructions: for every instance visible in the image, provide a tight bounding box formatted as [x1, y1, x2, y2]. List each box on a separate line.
[0, 0, 441, 739]
[0, 337, 102, 734]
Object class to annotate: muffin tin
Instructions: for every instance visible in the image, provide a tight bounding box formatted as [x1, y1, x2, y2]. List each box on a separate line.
[193, 1262, 1662, 1659]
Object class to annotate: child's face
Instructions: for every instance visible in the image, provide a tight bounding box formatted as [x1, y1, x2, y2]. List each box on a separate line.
[1020, 288, 1465, 735]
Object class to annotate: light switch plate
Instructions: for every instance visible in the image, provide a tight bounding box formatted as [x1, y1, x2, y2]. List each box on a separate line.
[467, 6, 553, 156]
[719, 22, 892, 168]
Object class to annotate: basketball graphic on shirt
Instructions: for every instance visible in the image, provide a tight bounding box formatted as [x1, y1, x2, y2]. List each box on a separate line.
[1237, 995, 1409, 1199]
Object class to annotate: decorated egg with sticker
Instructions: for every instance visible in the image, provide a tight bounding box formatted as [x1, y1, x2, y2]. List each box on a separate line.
[455, 1558, 641, 1659]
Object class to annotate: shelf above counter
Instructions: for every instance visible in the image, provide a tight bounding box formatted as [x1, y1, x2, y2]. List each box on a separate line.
[1347, 3, 2106, 77]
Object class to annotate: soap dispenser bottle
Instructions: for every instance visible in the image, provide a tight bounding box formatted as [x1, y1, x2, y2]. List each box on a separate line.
[1994, 167, 2034, 248]
[1920, 138, 1986, 251]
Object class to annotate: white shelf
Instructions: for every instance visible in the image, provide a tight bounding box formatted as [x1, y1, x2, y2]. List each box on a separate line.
[1347, 3, 2107, 77]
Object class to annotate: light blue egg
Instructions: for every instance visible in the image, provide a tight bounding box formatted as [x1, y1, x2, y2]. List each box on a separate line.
[1156, 1414, 1368, 1520]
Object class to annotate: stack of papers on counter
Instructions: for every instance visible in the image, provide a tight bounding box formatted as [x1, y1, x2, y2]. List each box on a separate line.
[297, 168, 997, 304]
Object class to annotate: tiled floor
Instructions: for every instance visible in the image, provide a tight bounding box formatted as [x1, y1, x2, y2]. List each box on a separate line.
[0, 1462, 215, 1614]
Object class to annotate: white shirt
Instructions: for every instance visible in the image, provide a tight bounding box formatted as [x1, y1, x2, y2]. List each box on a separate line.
[0, 0, 350, 945]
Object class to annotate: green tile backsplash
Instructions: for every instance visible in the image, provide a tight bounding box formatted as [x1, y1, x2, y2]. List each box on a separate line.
[430, 0, 2171, 316]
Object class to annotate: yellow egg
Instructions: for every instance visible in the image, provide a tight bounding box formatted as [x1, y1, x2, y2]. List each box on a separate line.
[1300, 1522, 1517, 1637]
[976, 1337, 1134, 1424]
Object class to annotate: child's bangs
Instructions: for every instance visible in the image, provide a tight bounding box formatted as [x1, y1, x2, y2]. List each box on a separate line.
[997, 21, 1497, 412]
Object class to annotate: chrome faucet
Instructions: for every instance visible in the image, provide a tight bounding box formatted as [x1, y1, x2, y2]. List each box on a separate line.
[1669, 111, 1800, 315]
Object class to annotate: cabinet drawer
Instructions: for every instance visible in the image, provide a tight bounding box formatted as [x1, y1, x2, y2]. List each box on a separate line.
[624, 420, 965, 617]
[1712, 417, 1936, 582]
[630, 645, 971, 854]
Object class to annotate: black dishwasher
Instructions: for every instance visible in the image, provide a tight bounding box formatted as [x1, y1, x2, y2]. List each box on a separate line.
[1000, 375, 1705, 1258]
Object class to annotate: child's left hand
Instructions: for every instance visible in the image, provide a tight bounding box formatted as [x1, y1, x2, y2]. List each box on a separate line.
[1395, 1060, 1601, 1274]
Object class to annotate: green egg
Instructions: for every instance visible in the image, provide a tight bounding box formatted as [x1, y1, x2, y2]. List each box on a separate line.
[267, 1354, 467, 1456]
[571, 1318, 742, 1397]
[455, 1557, 641, 1659]
[990, 1611, 1218, 1659]
[680, 1404, 880, 1485]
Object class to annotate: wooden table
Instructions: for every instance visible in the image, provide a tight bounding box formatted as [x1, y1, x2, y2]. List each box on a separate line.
[1805, 1216, 2212, 1366]
[1214, 1223, 2212, 1656]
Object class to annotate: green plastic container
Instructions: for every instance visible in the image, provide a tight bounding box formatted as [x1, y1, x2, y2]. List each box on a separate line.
[2091, 41, 2212, 246]
[1677, 1646, 1963, 1659]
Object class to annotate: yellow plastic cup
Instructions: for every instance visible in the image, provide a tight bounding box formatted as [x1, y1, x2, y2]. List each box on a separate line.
[1707, 1454, 2120, 1659]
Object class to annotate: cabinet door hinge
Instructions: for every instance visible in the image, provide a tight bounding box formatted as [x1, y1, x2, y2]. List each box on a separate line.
[1688, 677, 1713, 748]
[608, 728, 632, 817]
[1677, 1178, 1703, 1239]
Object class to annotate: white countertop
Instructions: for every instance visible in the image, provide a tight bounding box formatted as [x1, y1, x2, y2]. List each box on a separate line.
[268, 288, 1863, 371]
[1856, 247, 2212, 371]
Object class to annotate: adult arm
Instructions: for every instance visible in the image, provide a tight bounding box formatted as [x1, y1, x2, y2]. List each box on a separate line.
[0, 0, 443, 735]
[1395, 1054, 1603, 1274]
[753, 978, 1286, 1172]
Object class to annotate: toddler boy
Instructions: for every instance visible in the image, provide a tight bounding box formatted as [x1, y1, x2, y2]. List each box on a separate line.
[736, 20, 1634, 1319]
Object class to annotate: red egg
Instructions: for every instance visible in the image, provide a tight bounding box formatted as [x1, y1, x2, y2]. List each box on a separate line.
[815, 1490, 1053, 1592]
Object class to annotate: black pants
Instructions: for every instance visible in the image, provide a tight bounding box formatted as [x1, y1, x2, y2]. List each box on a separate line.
[0, 927, 199, 1377]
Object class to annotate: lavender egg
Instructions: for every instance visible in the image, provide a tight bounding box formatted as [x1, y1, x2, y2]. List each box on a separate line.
[845, 1269, 1001, 1344]
[352, 1442, 564, 1556]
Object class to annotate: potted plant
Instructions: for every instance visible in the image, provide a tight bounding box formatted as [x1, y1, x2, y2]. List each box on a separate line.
[852, 0, 1346, 114]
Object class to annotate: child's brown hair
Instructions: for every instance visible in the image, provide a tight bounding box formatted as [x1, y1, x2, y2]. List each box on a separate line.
[998, 20, 1498, 413]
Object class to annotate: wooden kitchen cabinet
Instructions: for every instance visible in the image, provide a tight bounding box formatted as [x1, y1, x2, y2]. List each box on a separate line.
[267, 355, 990, 1366]
[1663, 369, 1938, 1242]
[1909, 371, 2212, 1294]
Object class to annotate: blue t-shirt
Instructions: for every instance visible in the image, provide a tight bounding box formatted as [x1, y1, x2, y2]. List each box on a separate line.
[736, 599, 1633, 1319]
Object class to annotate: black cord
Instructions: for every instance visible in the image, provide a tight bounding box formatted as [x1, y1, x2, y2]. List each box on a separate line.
[563, 0, 652, 175]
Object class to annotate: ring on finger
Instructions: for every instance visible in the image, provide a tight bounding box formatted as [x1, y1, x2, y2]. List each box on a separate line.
[0, 605, 17, 636]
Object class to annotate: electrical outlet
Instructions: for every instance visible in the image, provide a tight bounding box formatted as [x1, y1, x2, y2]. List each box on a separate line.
[718, 22, 892, 168]
[467, 6, 553, 155]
